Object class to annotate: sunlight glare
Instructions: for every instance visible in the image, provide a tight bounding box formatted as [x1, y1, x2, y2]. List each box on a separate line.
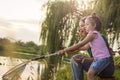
[77, 0, 90, 10]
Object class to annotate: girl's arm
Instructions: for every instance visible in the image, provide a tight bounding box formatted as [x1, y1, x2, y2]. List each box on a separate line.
[64, 33, 95, 53]
[55, 33, 96, 55]
[79, 43, 90, 50]
[67, 43, 90, 54]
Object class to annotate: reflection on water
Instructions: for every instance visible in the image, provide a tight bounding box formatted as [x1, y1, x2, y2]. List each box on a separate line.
[0, 56, 45, 80]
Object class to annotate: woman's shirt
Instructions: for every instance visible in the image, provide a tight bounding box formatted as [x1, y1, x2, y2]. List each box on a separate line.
[88, 30, 110, 60]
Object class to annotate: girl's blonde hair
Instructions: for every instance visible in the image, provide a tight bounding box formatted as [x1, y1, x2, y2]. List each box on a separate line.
[87, 13, 102, 31]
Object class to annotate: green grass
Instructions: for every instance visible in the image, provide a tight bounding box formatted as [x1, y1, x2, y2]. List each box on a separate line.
[114, 67, 120, 80]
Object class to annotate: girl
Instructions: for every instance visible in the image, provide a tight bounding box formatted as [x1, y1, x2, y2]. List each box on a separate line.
[55, 13, 114, 80]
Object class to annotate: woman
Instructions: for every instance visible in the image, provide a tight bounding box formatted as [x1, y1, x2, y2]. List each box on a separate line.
[70, 17, 93, 80]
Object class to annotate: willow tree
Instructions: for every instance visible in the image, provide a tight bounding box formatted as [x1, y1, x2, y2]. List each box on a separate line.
[93, 0, 120, 47]
[40, 0, 80, 80]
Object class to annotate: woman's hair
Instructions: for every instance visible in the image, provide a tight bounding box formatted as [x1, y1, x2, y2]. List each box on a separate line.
[87, 13, 102, 31]
[80, 17, 86, 23]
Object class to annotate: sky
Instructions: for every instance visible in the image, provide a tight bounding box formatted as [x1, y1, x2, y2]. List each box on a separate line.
[0, 0, 89, 45]
[0, 0, 48, 45]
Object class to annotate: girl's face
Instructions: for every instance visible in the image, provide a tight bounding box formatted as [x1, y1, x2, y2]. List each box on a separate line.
[85, 18, 96, 32]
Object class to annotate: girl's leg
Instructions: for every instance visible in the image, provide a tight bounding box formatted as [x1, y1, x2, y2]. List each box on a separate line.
[88, 57, 113, 80]
[87, 68, 96, 80]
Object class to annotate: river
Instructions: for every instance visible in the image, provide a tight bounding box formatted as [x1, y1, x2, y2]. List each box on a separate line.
[0, 56, 45, 80]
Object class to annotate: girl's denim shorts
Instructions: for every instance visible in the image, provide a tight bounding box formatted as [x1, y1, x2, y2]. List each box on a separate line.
[90, 57, 112, 74]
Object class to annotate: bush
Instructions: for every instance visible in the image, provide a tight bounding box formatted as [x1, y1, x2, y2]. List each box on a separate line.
[0, 44, 4, 51]
[56, 64, 72, 80]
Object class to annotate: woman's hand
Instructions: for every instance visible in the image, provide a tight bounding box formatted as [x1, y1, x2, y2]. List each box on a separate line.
[73, 56, 84, 61]
[55, 49, 65, 56]
[118, 50, 120, 55]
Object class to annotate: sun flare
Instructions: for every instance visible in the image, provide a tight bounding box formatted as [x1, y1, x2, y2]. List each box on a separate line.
[77, 0, 92, 9]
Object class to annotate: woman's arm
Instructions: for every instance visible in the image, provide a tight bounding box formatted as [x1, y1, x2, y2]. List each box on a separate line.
[73, 57, 94, 62]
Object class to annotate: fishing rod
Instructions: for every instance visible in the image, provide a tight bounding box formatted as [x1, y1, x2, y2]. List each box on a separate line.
[2, 53, 71, 80]
[2, 53, 57, 80]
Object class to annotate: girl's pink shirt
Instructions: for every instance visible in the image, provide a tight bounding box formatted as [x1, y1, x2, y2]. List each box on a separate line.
[88, 30, 110, 60]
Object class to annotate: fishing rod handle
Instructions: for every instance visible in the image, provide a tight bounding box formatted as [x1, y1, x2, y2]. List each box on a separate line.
[31, 53, 56, 61]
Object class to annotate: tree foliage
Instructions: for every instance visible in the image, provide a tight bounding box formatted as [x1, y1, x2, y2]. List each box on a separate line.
[40, 0, 82, 80]
[40, 0, 120, 79]
[93, 0, 120, 47]
[0, 38, 44, 58]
